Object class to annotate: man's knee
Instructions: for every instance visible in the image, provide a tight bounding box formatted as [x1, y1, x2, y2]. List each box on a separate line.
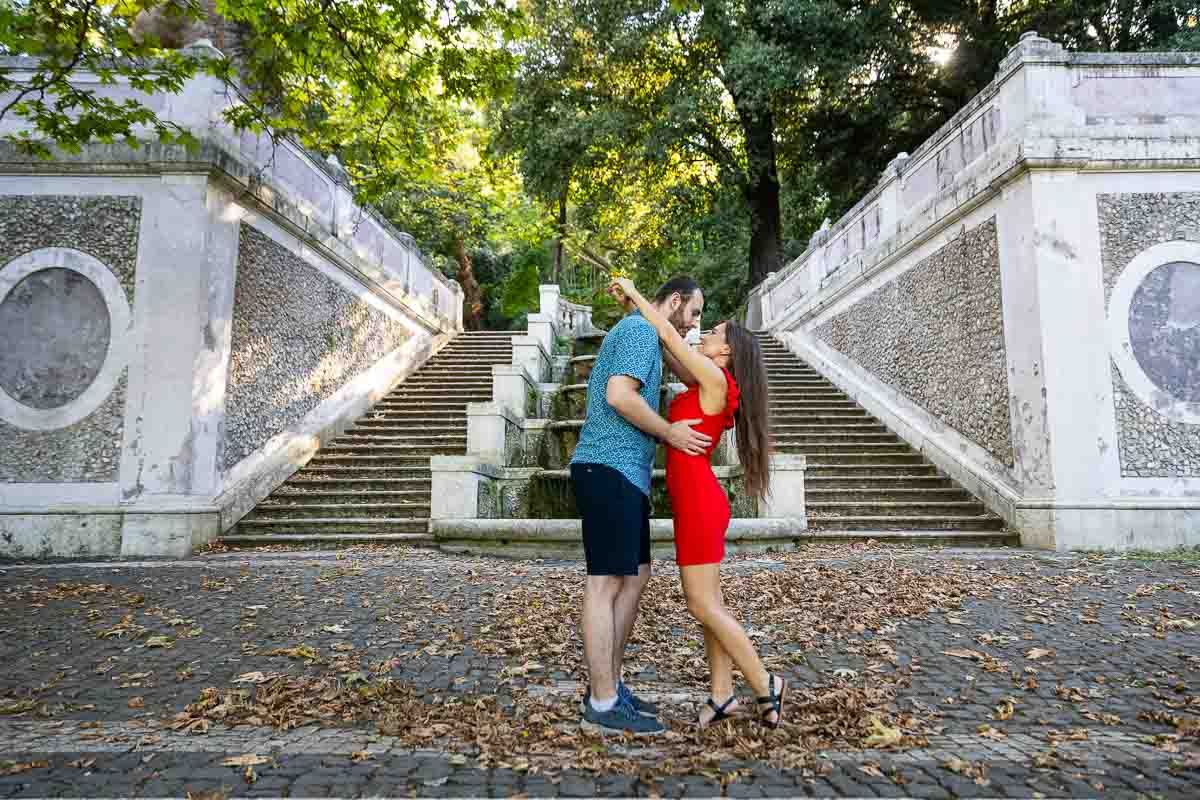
[585, 574, 624, 601]
[622, 567, 651, 594]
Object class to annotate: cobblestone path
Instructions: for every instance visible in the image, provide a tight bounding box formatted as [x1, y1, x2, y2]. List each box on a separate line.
[1, 545, 1198, 798]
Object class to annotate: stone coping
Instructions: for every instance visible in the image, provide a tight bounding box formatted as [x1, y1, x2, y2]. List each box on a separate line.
[0, 137, 458, 335]
[757, 37, 1200, 298]
[432, 517, 804, 542]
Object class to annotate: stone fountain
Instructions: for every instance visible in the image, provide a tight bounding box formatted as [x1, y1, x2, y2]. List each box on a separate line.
[429, 286, 807, 559]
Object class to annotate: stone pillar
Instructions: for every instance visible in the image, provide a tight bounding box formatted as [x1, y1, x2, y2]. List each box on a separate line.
[492, 366, 534, 419]
[759, 454, 806, 526]
[465, 402, 512, 464]
[429, 456, 496, 520]
[118, 174, 231, 555]
[511, 335, 551, 383]
[527, 312, 556, 354]
[539, 284, 561, 318]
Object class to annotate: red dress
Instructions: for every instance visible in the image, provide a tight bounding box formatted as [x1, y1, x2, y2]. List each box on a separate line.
[666, 369, 740, 566]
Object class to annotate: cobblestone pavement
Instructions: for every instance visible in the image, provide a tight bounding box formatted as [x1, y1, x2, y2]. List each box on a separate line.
[1, 544, 1198, 798]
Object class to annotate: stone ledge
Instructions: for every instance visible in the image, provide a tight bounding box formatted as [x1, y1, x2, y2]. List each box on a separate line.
[431, 517, 805, 543]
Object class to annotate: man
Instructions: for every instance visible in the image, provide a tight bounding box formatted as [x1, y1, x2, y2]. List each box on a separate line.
[569, 275, 709, 735]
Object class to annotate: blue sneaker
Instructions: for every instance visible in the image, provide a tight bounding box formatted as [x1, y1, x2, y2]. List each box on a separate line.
[582, 684, 659, 717]
[619, 681, 659, 717]
[581, 697, 665, 736]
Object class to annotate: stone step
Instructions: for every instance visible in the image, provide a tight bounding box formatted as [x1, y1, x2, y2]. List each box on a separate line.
[334, 433, 466, 445]
[771, 390, 849, 399]
[771, 400, 859, 410]
[770, 409, 869, 421]
[775, 432, 899, 445]
[247, 502, 431, 519]
[434, 349, 513, 358]
[306, 455, 440, 467]
[807, 488, 975, 503]
[356, 412, 466, 422]
[284, 477, 432, 492]
[768, 379, 832, 387]
[404, 378, 494, 387]
[319, 444, 465, 457]
[804, 462, 940, 476]
[776, 441, 911, 455]
[269, 489, 431, 502]
[345, 424, 464, 436]
[809, 499, 986, 515]
[806, 473, 953, 489]
[422, 359, 511, 368]
[219, 533, 436, 547]
[369, 400, 479, 410]
[231, 518, 432, 535]
[807, 514, 1006, 531]
[389, 388, 495, 397]
[291, 465, 431, 479]
[795, 452, 928, 465]
[805, 530, 1019, 546]
[771, 422, 888, 432]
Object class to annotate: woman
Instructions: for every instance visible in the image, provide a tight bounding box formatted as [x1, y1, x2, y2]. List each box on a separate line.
[609, 277, 786, 729]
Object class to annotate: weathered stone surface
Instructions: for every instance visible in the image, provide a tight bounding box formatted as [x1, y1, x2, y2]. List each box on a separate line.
[222, 224, 413, 470]
[0, 372, 126, 482]
[815, 218, 1013, 466]
[1098, 193, 1200, 478]
[0, 268, 111, 409]
[0, 196, 139, 483]
[0, 195, 139, 302]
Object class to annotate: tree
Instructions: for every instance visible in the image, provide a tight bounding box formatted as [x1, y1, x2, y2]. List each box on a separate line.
[0, 0, 521, 203]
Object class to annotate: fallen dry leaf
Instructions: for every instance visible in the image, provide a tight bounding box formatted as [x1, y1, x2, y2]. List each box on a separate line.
[862, 717, 903, 748]
[221, 754, 269, 767]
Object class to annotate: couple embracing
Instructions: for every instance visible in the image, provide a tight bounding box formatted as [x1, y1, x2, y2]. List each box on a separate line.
[569, 275, 787, 736]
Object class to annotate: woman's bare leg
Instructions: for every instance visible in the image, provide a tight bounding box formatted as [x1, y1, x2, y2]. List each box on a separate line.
[681, 563, 782, 725]
[697, 623, 741, 725]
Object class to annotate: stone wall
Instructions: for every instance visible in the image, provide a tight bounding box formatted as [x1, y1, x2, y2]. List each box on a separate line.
[222, 224, 414, 469]
[0, 196, 140, 483]
[815, 218, 1013, 466]
[1098, 192, 1200, 478]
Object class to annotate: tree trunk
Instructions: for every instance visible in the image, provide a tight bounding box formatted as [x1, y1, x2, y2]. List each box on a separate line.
[740, 109, 783, 288]
[552, 193, 567, 284]
[454, 238, 484, 330]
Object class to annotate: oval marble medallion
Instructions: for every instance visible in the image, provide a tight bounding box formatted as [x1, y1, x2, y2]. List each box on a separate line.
[0, 268, 112, 409]
[1128, 260, 1200, 404]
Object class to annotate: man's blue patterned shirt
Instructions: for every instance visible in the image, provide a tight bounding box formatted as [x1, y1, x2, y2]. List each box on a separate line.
[569, 312, 662, 495]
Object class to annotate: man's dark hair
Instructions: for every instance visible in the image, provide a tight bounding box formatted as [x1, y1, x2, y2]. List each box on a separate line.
[653, 275, 700, 304]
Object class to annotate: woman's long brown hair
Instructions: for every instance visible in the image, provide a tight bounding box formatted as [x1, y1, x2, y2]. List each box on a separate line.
[723, 321, 772, 501]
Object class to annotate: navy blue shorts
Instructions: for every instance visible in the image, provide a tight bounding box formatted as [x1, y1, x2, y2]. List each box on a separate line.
[570, 462, 651, 576]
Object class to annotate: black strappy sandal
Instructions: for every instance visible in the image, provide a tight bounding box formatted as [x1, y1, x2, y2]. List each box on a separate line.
[756, 673, 787, 729]
[699, 695, 739, 728]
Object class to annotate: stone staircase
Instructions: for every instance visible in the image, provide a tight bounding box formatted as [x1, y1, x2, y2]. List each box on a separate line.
[756, 333, 1016, 545]
[221, 332, 515, 546]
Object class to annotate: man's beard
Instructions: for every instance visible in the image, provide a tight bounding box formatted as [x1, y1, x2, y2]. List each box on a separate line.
[668, 305, 691, 336]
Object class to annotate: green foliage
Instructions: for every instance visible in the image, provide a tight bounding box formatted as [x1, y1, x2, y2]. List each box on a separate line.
[499, 257, 542, 320]
[0, 0, 206, 158]
[0, 0, 521, 204]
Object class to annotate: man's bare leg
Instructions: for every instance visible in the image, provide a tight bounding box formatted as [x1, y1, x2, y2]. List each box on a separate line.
[610, 564, 651, 684]
[582, 574, 623, 702]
